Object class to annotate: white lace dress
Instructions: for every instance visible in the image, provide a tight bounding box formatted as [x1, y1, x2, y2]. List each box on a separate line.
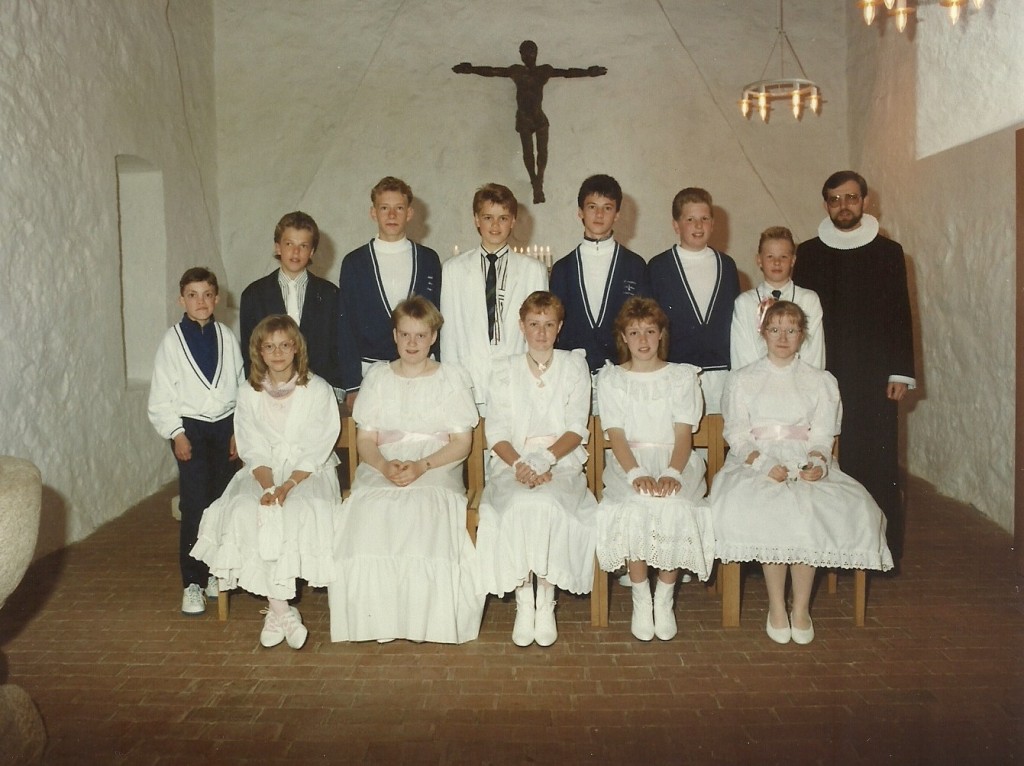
[710, 358, 893, 571]
[190, 375, 341, 600]
[329, 362, 484, 643]
[595, 362, 716, 580]
[475, 350, 599, 596]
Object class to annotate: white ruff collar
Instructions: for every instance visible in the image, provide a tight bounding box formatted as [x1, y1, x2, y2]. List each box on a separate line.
[817, 214, 879, 250]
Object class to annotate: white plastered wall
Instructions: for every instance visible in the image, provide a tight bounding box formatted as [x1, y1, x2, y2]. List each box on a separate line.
[214, 0, 849, 299]
[0, 0, 221, 555]
[847, 1, 1020, 531]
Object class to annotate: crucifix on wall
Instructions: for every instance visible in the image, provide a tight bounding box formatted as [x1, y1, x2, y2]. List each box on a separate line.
[453, 40, 607, 204]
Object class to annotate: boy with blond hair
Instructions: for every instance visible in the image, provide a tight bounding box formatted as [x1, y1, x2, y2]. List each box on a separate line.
[337, 177, 442, 409]
[648, 187, 739, 414]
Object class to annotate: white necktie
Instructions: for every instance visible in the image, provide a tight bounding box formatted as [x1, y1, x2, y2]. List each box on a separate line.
[285, 279, 300, 323]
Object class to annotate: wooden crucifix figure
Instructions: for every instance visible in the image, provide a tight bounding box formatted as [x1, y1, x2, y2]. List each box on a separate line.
[453, 40, 607, 204]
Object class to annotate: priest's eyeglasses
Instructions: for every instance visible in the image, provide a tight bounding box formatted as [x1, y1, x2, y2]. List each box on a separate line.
[825, 193, 862, 208]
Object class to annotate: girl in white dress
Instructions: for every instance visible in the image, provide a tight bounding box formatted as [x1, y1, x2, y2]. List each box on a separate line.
[191, 315, 341, 650]
[329, 297, 483, 643]
[476, 291, 598, 647]
[711, 301, 893, 645]
[596, 297, 716, 641]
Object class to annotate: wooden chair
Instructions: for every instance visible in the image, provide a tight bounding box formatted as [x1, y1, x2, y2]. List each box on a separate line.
[217, 413, 357, 621]
[717, 437, 869, 628]
[464, 420, 487, 544]
[588, 413, 725, 628]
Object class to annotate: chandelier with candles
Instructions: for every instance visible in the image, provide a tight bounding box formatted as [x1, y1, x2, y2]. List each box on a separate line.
[858, 0, 986, 33]
[739, 0, 822, 123]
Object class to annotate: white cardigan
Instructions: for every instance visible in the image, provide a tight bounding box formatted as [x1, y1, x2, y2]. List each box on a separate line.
[147, 321, 244, 439]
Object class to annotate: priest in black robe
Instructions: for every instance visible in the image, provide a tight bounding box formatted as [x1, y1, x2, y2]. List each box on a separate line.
[793, 171, 915, 561]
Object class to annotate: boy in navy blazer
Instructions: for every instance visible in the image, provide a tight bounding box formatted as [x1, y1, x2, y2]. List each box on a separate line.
[239, 211, 343, 396]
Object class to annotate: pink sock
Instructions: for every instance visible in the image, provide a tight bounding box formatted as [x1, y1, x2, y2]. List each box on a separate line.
[268, 598, 290, 616]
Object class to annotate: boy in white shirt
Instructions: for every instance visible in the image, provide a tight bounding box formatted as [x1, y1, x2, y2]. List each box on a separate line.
[440, 183, 547, 414]
[730, 226, 825, 370]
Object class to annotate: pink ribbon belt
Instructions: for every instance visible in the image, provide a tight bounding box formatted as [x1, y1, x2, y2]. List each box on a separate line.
[750, 424, 809, 441]
[376, 430, 450, 446]
[627, 441, 673, 450]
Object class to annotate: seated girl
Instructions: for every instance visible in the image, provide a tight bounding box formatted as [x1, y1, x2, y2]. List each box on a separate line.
[596, 297, 716, 642]
[329, 297, 483, 644]
[191, 315, 340, 650]
[710, 301, 893, 645]
[475, 291, 598, 648]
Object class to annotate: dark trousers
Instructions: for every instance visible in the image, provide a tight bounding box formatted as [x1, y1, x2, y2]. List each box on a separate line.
[175, 416, 236, 587]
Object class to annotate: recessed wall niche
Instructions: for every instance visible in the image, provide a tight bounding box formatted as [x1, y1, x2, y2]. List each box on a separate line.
[115, 154, 168, 384]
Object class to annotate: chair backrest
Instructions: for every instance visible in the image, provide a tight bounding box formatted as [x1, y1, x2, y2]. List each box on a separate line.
[336, 415, 358, 494]
[588, 413, 724, 499]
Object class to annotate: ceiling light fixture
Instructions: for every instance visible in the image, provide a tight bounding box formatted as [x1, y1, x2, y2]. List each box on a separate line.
[739, 0, 821, 123]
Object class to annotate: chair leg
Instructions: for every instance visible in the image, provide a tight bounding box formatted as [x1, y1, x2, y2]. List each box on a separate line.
[827, 571, 838, 594]
[854, 569, 867, 627]
[590, 555, 609, 627]
[218, 584, 229, 621]
[721, 562, 741, 628]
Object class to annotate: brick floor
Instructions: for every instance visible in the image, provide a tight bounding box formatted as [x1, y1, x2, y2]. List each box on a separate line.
[1, 476, 1022, 764]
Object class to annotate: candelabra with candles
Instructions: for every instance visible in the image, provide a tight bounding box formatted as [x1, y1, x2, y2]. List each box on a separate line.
[513, 245, 553, 271]
[451, 244, 554, 272]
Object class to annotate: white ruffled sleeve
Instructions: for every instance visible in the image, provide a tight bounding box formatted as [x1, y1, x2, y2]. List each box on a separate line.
[235, 385, 273, 469]
[721, 367, 757, 459]
[484, 356, 514, 448]
[807, 366, 841, 456]
[595, 361, 626, 431]
[563, 350, 592, 439]
[287, 376, 342, 472]
[352, 362, 388, 432]
[442, 364, 480, 433]
[668, 363, 704, 431]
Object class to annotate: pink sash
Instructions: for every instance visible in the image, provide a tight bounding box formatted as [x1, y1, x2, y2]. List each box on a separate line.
[750, 424, 809, 441]
[376, 430, 450, 447]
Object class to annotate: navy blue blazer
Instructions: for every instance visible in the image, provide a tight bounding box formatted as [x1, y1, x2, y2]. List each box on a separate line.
[647, 247, 739, 371]
[550, 243, 649, 373]
[239, 270, 343, 389]
[336, 241, 442, 392]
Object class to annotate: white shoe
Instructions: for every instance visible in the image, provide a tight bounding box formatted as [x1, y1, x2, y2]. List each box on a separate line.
[260, 609, 285, 647]
[512, 583, 536, 647]
[280, 607, 309, 649]
[204, 576, 219, 600]
[534, 581, 558, 647]
[181, 584, 206, 616]
[653, 580, 677, 640]
[630, 582, 654, 641]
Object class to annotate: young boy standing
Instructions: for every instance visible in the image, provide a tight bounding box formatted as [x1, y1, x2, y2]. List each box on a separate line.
[440, 183, 547, 414]
[148, 267, 244, 615]
[648, 188, 740, 414]
[550, 174, 649, 376]
[337, 177, 442, 410]
[240, 211, 343, 395]
[730, 226, 825, 370]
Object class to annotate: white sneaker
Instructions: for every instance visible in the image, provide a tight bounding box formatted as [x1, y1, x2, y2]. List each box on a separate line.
[260, 609, 285, 648]
[181, 584, 206, 616]
[204, 576, 219, 600]
[279, 607, 308, 649]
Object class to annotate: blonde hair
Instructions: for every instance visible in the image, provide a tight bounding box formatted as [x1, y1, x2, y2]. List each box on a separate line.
[247, 315, 310, 390]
